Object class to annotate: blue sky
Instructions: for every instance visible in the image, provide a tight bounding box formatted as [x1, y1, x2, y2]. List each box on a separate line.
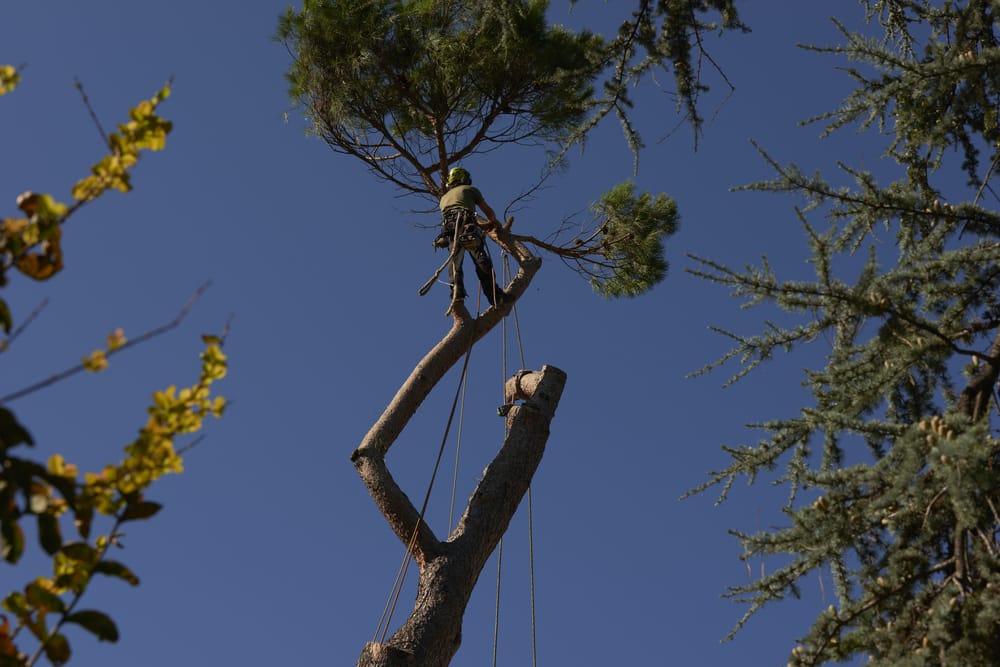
[2, 3, 887, 665]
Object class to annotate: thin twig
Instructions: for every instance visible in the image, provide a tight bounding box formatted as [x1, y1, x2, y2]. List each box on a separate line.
[923, 486, 948, 529]
[0, 281, 212, 405]
[973, 152, 1000, 207]
[26, 512, 126, 667]
[175, 434, 207, 456]
[73, 78, 110, 149]
[1, 298, 49, 353]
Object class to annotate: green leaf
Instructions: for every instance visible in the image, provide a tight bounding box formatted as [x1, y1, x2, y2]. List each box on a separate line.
[0, 299, 10, 335]
[74, 505, 93, 540]
[37, 513, 62, 555]
[39, 472, 77, 510]
[25, 582, 64, 614]
[92, 559, 140, 586]
[65, 610, 119, 643]
[43, 633, 70, 666]
[121, 500, 162, 522]
[0, 409, 33, 449]
[60, 541, 96, 563]
[0, 519, 24, 564]
[2, 592, 29, 617]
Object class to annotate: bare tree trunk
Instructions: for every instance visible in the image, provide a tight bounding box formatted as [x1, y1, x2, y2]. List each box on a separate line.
[351, 227, 564, 667]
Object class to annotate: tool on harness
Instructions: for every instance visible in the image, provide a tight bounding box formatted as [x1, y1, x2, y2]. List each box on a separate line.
[457, 227, 482, 250]
[419, 216, 464, 297]
[436, 207, 483, 251]
[435, 226, 481, 251]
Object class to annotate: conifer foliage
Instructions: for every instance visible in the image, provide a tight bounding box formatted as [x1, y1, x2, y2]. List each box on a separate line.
[278, 0, 602, 195]
[691, 2, 1000, 664]
[277, 0, 742, 298]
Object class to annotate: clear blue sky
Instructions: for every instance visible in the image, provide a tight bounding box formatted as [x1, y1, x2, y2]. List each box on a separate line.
[2, 3, 880, 665]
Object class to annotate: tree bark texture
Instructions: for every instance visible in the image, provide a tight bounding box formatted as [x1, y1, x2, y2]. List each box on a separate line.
[352, 227, 565, 667]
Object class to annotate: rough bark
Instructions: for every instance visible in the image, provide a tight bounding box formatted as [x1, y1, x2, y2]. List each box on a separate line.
[351, 225, 565, 667]
[352, 223, 539, 464]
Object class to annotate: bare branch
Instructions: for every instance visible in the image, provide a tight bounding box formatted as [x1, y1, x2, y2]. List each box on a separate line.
[0, 281, 211, 405]
[73, 78, 111, 149]
[0, 297, 48, 354]
[354, 454, 442, 566]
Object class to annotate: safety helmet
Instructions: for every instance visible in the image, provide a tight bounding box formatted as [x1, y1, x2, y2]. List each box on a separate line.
[447, 167, 471, 187]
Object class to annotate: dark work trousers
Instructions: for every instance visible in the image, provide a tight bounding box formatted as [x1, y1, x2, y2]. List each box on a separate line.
[441, 211, 505, 305]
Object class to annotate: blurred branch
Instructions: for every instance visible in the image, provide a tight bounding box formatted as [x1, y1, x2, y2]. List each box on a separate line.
[0, 281, 211, 405]
[73, 78, 110, 149]
[0, 298, 48, 354]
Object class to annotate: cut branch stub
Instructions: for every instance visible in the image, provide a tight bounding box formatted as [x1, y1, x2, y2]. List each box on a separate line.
[356, 365, 567, 667]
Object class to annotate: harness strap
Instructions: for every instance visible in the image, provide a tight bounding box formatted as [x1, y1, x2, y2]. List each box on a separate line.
[443, 206, 475, 224]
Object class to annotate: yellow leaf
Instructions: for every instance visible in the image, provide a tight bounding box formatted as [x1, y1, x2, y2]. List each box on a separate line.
[16, 228, 64, 281]
[81, 349, 108, 372]
[211, 396, 227, 417]
[106, 327, 127, 351]
[47, 454, 78, 479]
[0, 65, 20, 95]
[2, 217, 28, 236]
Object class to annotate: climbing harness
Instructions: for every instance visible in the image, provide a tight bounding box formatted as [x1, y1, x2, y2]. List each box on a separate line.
[419, 208, 487, 297]
[456, 226, 483, 251]
[418, 218, 463, 297]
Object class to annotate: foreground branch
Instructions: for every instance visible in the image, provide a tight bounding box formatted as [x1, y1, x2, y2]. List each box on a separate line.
[0, 282, 211, 405]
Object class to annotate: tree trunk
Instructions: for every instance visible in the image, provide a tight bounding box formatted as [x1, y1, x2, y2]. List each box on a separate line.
[351, 227, 564, 666]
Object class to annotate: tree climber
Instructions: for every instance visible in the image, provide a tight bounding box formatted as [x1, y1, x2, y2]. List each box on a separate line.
[434, 166, 508, 310]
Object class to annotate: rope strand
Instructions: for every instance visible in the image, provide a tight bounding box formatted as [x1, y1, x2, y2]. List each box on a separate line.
[492, 538, 504, 667]
[375, 334, 476, 642]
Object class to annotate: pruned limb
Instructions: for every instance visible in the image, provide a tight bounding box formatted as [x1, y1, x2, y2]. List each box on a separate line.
[351, 223, 549, 666]
[451, 366, 566, 563]
[354, 453, 442, 567]
[356, 366, 567, 667]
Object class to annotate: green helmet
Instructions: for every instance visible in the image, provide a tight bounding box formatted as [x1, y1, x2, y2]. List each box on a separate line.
[447, 167, 471, 187]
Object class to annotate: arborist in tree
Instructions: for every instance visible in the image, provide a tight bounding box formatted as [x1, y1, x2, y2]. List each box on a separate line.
[433, 166, 508, 310]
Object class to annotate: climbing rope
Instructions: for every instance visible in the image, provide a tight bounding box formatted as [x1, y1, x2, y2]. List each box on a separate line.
[447, 370, 470, 533]
[491, 251, 538, 667]
[492, 537, 504, 667]
[374, 333, 476, 643]
[374, 247, 539, 663]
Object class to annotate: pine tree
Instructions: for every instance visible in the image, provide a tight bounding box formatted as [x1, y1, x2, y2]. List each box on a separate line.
[273, 0, 744, 297]
[277, 1, 742, 664]
[690, 2, 1000, 664]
